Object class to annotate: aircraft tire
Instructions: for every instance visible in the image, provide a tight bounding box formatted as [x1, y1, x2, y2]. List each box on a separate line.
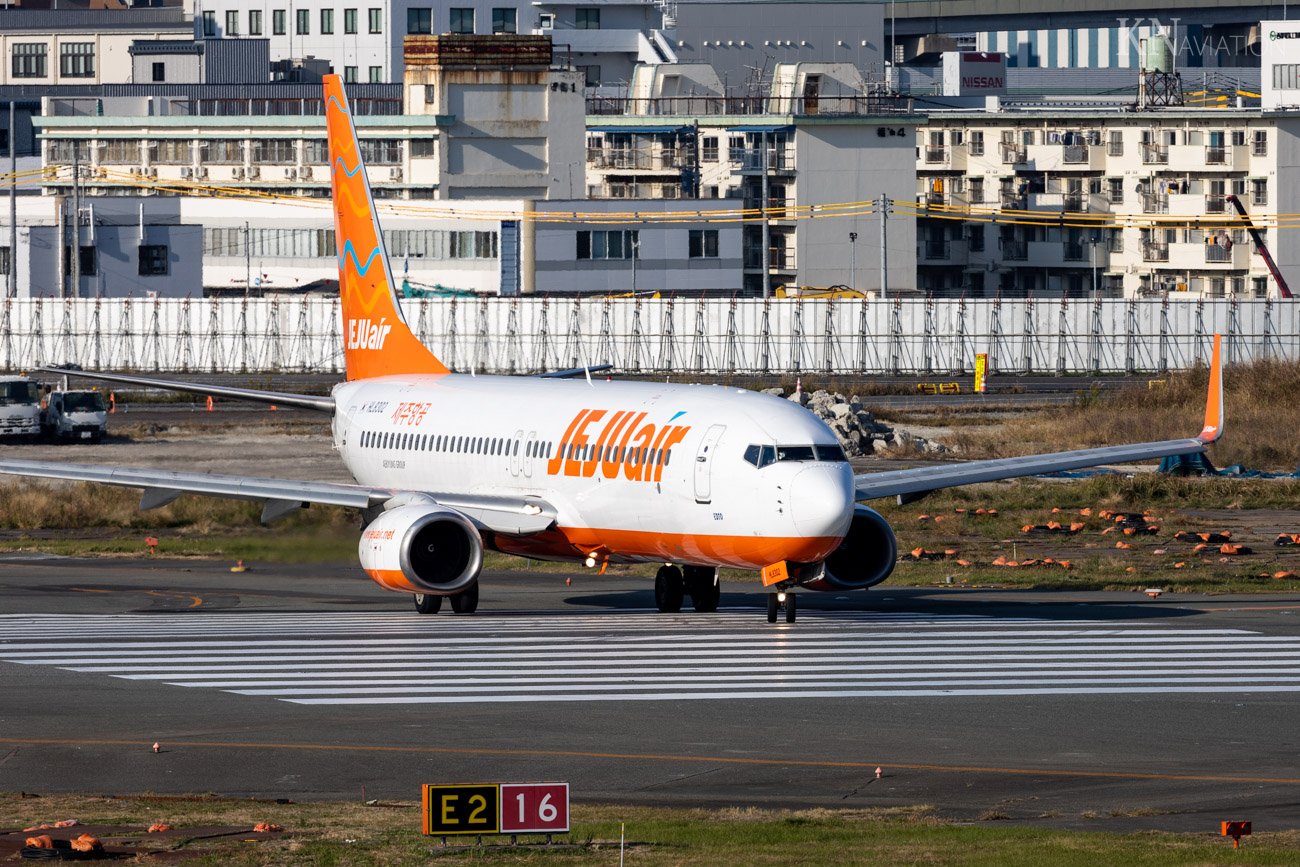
[654, 565, 684, 613]
[413, 593, 442, 615]
[449, 582, 479, 615]
[684, 566, 720, 613]
[785, 593, 797, 623]
[766, 593, 779, 623]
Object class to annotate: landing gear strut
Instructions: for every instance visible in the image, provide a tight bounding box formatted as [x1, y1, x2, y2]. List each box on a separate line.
[683, 565, 720, 612]
[766, 591, 796, 624]
[654, 565, 684, 613]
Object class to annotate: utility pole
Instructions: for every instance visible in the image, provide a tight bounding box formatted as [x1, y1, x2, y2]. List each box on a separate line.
[244, 221, 251, 298]
[1090, 234, 1099, 297]
[878, 193, 889, 298]
[70, 141, 80, 297]
[759, 130, 770, 298]
[8, 100, 15, 298]
[848, 230, 858, 290]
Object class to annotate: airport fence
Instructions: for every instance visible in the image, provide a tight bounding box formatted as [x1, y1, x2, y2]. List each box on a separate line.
[2, 295, 1298, 376]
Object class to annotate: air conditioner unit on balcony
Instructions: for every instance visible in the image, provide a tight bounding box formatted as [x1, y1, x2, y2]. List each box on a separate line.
[389, 167, 403, 181]
[299, 166, 312, 180]
[247, 167, 260, 180]
[196, 167, 209, 180]
[145, 167, 158, 178]
[286, 167, 298, 180]
[180, 167, 193, 179]
[128, 167, 142, 177]
[234, 167, 246, 180]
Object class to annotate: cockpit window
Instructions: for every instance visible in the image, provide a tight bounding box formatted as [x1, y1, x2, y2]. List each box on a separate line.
[746, 443, 846, 466]
[815, 444, 848, 462]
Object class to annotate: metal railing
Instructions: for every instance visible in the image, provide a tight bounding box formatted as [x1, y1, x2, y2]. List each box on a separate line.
[1142, 243, 1170, 262]
[1063, 144, 1089, 163]
[584, 94, 914, 117]
[1205, 244, 1233, 263]
[1206, 195, 1227, 214]
[1141, 143, 1169, 164]
[1002, 240, 1028, 260]
[922, 240, 951, 260]
[1142, 194, 1169, 214]
[1000, 144, 1025, 164]
[924, 147, 947, 163]
[1205, 145, 1227, 164]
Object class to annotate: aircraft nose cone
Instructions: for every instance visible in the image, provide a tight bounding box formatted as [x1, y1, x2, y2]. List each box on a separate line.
[791, 464, 854, 539]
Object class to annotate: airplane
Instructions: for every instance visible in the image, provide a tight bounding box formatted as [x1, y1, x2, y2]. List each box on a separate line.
[0, 76, 1226, 624]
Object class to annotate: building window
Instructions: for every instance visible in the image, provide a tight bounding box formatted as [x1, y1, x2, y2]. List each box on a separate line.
[968, 130, 984, 156]
[139, 245, 169, 276]
[369, 65, 383, 82]
[359, 139, 401, 164]
[252, 140, 297, 164]
[575, 7, 600, 29]
[701, 136, 718, 161]
[577, 230, 638, 260]
[968, 176, 983, 203]
[202, 10, 217, 36]
[345, 8, 358, 33]
[1107, 177, 1123, 204]
[1251, 178, 1268, 206]
[273, 9, 287, 35]
[344, 66, 358, 84]
[12, 43, 47, 78]
[577, 65, 600, 86]
[224, 10, 240, 35]
[1254, 129, 1268, 156]
[449, 231, 498, 258]
[250, 10, 263, 35]
[0, 246, 10, 277]
[151, 61, 165, 82]
[450, 8, 474, 33]
[689, 229, 719, 258]
[968, 224, 985, 252]
[1274, 63, 1300, 90]
[296, 9, 310, 34]
[411, 138, 435, 158]
[155, 140, 192, 164]
[66, 245, 97, 277]
[59, 43, 94, 78]
[369, 8, 383, 33]
[407, 8, 431, 34]
[320, 9, 334, 34]
[492, 8, 516, 33]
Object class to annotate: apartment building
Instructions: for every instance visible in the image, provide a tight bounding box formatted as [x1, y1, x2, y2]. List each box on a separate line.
[915, 107, 1296, 298]
[585, 62, 918, 295]
[0, 8, 196, 87]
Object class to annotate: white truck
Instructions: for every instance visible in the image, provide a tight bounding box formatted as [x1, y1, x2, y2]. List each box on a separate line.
[0, 375, 43, 441]
[41, 388, 109, 443]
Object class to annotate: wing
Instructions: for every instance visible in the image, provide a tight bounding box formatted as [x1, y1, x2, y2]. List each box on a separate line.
[0, 459, 556, 535]
[856, 334, 1225, 503]
[41, 368, 334, 413]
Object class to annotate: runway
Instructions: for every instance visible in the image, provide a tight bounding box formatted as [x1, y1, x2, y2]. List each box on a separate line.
[2, 558, 1300, 830]
[4, 611, 1300, 705]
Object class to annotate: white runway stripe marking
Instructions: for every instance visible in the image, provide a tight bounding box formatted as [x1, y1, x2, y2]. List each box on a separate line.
[1, 611, 1295, 705]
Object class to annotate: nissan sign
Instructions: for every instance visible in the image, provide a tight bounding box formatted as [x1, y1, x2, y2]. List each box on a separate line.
[942, 52, 1008, 96]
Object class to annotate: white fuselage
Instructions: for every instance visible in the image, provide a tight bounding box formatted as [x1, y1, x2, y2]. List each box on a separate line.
[331, 375, 855, 569]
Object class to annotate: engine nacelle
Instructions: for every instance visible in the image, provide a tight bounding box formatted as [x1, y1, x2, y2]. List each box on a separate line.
[803, 505, 897, 591]
[358, 504, 483, 595]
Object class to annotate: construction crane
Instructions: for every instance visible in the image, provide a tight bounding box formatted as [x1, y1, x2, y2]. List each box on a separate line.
[1225, 195, 1292, 299]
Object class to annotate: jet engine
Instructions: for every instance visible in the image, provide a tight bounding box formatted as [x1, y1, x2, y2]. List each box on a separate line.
[804, 505, 897, 591]
[358, 503, 483, 595]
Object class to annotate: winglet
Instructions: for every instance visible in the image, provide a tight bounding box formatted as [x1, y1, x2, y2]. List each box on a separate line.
[1198, 334, 1224, 444]
[324, 75, 449, 380]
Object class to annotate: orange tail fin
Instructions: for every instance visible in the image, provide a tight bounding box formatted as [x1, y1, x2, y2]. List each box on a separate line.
[324, 75, 448, 380]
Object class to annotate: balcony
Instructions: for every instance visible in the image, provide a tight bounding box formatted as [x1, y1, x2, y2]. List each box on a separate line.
[924, 147, 947, 163]
[1205, 146, 1227, 165]
[922, 239, 950, 260]
[733, 148, 796, 173]
[1002, 240, 1028, 261]
[1142, 243, 1170, 262]
[1063, 144, 1089, 164]
[745, 246, 796, 271]
[1205, 244, 1233, 263]
[1063, 243, 1087, 262]
[1142, 194, 1169, 214]
[1000, 193, 1027, 210]
[587, 149, 688, 171]
[1141, 143, 1169, 165]
[1000, 144, 1026, 165]
[1169, 144, 1235, 172]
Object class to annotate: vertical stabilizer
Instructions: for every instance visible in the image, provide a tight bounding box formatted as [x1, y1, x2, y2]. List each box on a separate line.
[324, 75, 449, 380]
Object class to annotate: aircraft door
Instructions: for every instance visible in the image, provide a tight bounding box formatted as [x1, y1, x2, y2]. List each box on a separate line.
[523, 430, 538, 478]
[510, 428, 524, 476]
[693, 424, 726, 504]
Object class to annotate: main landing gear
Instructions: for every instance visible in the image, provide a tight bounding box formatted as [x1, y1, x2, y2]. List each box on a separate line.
[412, 583, 479, 615]
[766, 590, 796, 624]
[654, 565, 720, 613]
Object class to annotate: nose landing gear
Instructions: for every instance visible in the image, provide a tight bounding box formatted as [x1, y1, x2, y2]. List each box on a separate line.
[766, 590, 796, 623]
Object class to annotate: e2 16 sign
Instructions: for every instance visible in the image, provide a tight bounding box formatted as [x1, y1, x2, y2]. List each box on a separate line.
[421, 782, 569, 836]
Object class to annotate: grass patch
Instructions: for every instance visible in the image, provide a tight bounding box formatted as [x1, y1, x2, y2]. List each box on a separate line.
[3, 794, 1298, 866]
[948, 359, 1300, 470]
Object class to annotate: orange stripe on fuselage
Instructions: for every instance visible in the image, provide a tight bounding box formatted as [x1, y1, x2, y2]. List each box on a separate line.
[491, 527, 842, 570]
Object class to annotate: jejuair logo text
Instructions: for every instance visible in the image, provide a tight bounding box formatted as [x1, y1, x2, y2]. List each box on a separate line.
[347, 317, 392, 351]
